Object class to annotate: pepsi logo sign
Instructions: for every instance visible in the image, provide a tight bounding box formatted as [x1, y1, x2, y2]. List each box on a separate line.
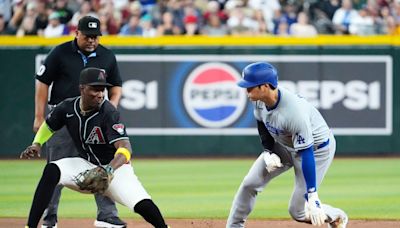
[183, 62, 247, 128]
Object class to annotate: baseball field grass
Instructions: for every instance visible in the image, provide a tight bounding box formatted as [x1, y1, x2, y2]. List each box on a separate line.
[0, 158, 399, 221]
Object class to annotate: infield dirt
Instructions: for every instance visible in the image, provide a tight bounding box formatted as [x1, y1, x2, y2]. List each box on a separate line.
[1, 218, 399, 228]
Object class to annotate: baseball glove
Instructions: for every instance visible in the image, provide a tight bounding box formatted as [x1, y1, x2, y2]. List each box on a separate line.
[74, 165, 114, 194]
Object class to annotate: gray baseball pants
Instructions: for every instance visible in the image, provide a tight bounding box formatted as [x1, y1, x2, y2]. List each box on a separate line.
[226, 133, 345, 227]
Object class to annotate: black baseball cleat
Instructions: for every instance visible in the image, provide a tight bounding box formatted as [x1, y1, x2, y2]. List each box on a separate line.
[41, 215, 57, 228]
[94, 216, 127, 228]
[41, 214, 57, 228]
[40, 223, 57, 228]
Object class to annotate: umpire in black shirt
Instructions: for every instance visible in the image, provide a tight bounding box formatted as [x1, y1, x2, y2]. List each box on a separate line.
[34, 16, 125, 228]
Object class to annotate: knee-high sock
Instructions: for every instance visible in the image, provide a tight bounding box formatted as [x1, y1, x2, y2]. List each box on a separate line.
[27, 163, 61, 227]
[134, 199, 167, 228]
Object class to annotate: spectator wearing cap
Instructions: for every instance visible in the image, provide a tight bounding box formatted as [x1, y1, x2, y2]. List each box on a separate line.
[180, 0, 203, 30]
[203, 1, 228, 24]
[33, 15, 126, 228]
[183, 14, 199, 35]
[44, 11, 69, 37]
[201, 13, 229, 36]
[140, 13, 157, 37]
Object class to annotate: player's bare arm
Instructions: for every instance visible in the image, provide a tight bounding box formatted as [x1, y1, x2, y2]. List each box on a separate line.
[33, 80, 49, 132]
[108, 86, 122, 108]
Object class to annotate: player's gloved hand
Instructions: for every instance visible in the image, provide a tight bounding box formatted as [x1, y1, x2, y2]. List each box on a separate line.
[307, 191, 327, 226]
[74, 165, 114, 194]
[20, 143, 41, 159]
[263, 151, 283, 173]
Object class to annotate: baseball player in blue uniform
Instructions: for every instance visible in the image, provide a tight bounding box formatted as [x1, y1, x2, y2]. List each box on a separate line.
[21, 68, 169, 228]
[226, 62, 348, 228]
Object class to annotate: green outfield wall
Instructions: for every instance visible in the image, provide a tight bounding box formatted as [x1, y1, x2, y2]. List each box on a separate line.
[0, 36, 399, 156]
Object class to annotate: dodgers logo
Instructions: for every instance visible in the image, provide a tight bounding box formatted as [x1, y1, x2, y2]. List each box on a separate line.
[183, 62, 247, 128]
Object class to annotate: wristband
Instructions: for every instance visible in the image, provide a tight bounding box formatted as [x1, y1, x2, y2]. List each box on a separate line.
[33, 122, 54, 146]
[115, 147, 131, 162]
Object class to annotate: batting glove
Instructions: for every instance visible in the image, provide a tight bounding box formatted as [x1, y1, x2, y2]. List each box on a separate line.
[263, 151, 283, 173]
[307, 192, 327, 226]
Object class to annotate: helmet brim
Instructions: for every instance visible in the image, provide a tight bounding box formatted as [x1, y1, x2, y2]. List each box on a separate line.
[85, 82, 113, 87]
[237, 80, 262, 88]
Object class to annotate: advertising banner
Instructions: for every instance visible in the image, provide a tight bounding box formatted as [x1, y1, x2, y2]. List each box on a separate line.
[36, 54, 392, 136]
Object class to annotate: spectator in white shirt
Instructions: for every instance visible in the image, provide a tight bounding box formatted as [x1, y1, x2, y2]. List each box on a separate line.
[332, 0, 358, 34]
[141, 14, 157, 37]
[44, 12, 69, 37]
[349, 8, 375, 35]
[247, 0, 281, 32]
[290, 11, 318, 37]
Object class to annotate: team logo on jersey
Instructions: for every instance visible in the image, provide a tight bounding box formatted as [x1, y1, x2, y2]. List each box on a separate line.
[183, 62, 247, 128]
[112, 124, 125, 135]
[98, 70, 106, 80]
[296, 133, 305, 144]
[37, 65, 46, 76]
[85, 126, 106, 144]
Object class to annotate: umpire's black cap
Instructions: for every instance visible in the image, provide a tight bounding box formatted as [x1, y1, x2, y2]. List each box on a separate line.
[78, 16, 102, 36]
[80, 67, 112, 86]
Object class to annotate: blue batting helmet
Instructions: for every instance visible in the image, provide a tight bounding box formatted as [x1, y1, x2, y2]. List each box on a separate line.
[237, 62, 278, 88]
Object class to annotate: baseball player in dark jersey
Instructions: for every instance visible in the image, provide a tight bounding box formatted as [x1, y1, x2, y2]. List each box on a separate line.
[21, 68, 169, 228]
[34, 16, 124, 227]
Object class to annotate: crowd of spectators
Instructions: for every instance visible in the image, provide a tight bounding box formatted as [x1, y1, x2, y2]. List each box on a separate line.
[0, 0, 399, 37]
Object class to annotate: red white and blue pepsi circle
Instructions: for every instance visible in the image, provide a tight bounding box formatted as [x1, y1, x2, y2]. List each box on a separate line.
[183, 62, 247, 128]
